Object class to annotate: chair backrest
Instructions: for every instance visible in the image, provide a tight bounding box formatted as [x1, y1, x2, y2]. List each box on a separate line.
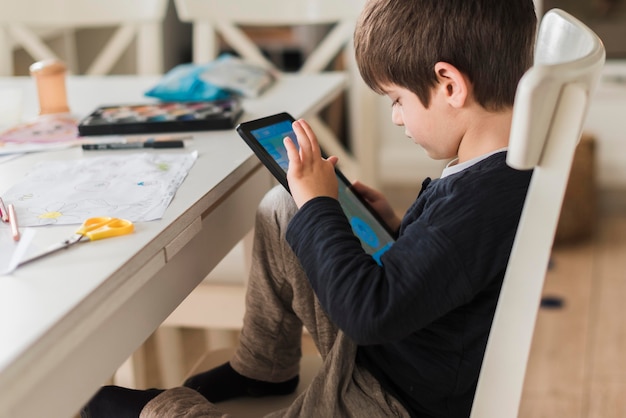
[471, 9, 605, 417]
[0, 0, 168, 75]
[174, 0, 363, 72]
[174, 0, 375, 183]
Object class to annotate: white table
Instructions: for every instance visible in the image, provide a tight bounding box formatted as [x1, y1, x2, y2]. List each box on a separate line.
[0, 73, 346, 418]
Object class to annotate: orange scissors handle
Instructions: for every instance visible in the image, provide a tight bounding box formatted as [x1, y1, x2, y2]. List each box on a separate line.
[76, 217, 134, 241]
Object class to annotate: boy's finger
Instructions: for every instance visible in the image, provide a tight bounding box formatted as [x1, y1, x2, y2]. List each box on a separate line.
[298, 119, 321, 157]
[284, 136, 301, 169]
[326, 155, 339, 166]
[292, 120, 313, 163]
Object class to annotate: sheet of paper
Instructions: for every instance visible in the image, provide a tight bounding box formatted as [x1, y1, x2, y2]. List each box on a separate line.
[0, 228, 35, 275]
[2, 152, 197, 227]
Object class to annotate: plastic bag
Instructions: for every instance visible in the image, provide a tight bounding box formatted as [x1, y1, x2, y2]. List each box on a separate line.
[145, 62, 231, 102]
[145, 55, 275, 101]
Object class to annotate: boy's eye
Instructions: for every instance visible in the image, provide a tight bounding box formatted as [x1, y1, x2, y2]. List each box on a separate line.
[391, 99, 400, 107]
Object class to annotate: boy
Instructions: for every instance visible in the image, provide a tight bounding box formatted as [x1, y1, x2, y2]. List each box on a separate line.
[83, 0, 537, 416]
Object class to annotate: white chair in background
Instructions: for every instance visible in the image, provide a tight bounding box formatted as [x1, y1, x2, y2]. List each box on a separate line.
[174, 0, 376, 182]
[471, 8, 604, 417]
[144, 0, 376, 389]
[176, 8, 604, 417]
[0, 0, 167, 75]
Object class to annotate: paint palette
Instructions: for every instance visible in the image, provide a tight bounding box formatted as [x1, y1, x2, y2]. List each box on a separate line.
[77, 98, 242, 136]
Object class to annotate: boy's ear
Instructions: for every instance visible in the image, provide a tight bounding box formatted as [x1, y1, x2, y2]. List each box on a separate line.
[433, 62, 469, 108]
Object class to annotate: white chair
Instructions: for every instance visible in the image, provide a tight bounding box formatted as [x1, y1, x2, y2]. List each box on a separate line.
[153, 232, 254, 387]
[471, 8, 605, 417]
[0, 0, 167, 76]
[178, 8, 605, 418]
[145, 0, 376, 389]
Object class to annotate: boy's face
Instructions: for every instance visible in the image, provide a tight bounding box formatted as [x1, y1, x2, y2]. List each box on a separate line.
[383, 83, 461, 161]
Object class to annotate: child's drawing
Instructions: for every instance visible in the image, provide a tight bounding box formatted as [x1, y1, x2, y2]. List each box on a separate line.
[3, 152, 197, 227]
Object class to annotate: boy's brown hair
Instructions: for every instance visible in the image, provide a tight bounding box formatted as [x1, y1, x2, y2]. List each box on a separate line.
[354, 0, 537, 111]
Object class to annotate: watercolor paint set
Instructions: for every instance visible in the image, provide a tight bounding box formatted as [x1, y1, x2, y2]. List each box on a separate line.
[77, 98, 242, 136]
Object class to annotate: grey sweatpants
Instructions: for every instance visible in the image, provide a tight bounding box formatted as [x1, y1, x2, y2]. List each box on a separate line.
[141, 186, 409, 418]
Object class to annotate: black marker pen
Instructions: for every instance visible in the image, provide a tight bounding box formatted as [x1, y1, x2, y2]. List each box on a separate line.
[82, 140, 185, 150]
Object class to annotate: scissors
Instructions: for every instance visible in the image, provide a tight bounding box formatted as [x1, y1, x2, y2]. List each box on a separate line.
[18, 217, 134, 267]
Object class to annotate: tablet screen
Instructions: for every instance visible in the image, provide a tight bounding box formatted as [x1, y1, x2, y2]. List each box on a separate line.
[238, 113, 395, 265]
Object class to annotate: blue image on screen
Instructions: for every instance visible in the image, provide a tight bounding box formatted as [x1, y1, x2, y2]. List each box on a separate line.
[350, 216, 380, 248]
[251, 120, 295, 171]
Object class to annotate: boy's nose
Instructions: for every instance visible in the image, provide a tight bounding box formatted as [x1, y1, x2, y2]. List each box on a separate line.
[391, 106, 403, 126]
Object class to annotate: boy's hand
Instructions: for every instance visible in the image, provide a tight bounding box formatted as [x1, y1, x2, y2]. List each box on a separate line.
[284, 119, 339, 208]
[351, 181, 402, 233]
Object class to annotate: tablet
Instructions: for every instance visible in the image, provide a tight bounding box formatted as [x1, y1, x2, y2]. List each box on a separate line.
[236, 112, 395, 265]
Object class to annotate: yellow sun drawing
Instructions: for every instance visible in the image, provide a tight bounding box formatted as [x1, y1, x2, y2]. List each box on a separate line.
[28, 202, 92, 225]
[38, 211, 63, 220]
